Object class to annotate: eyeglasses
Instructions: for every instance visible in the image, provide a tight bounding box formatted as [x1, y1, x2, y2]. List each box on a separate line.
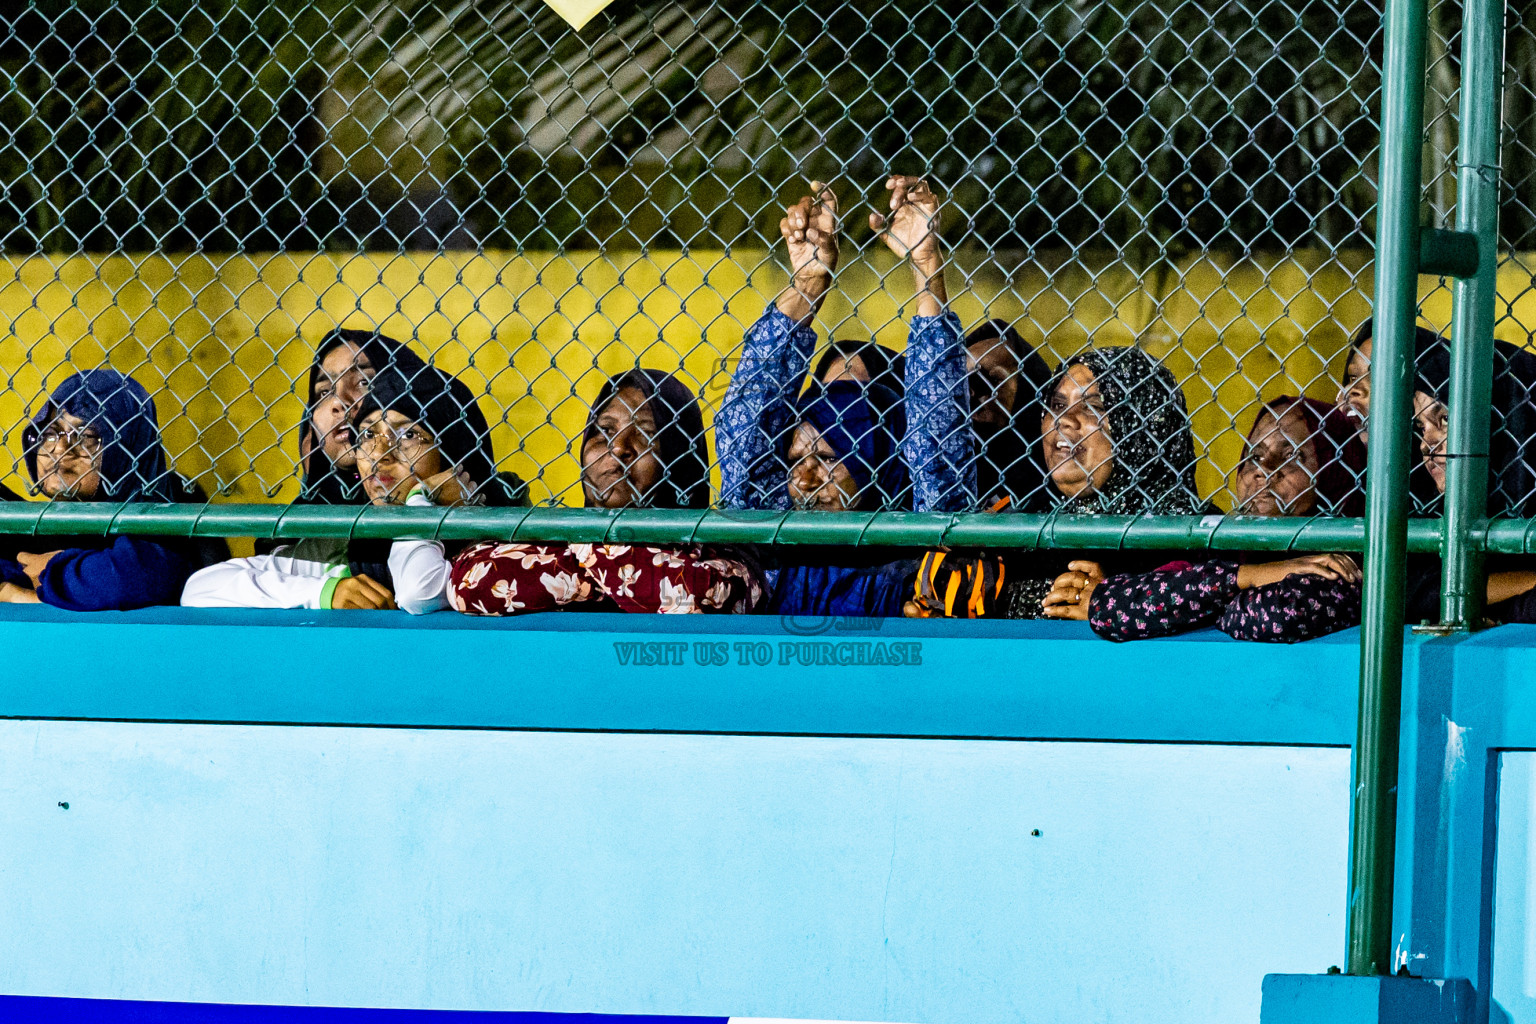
[37, 427, 104, 456]
[355, 426, 435, 457]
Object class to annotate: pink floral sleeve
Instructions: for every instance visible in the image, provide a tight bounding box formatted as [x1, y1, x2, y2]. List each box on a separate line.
[449, 542, 763, 617]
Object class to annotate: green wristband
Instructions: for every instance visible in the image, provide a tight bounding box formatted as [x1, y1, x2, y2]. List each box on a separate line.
[318, 566, 353, 610]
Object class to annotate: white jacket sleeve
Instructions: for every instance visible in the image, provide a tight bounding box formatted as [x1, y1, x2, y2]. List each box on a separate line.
[180, 551, 340, 609]
[388, 492, 452, 615]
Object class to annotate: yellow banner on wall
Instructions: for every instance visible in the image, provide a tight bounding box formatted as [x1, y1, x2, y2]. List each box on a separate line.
[2, 247, 1521, 518]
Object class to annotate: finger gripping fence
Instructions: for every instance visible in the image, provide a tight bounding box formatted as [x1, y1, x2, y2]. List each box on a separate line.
[0, 0, 1532, 552]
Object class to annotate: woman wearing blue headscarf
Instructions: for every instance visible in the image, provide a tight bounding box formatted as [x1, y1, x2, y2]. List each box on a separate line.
[715, 176, 972, 617]
[0, 368, 228, 610]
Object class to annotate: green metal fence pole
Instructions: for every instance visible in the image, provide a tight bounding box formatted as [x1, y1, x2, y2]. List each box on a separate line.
[1439, 0, 1506, 628]
[1349, 0, 1430, 977]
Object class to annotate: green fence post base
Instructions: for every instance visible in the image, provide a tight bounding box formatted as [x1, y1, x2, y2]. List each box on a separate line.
[1259, 975, 1475, 1023]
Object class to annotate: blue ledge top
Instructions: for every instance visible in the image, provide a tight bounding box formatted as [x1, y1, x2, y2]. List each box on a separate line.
[0, 604, 1372, 745]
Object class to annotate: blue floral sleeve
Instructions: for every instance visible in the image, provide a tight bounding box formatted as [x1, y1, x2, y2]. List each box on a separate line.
[716, 305, 819, 510]
[715, 303, 823, 512]
[902, 310, 974, 513]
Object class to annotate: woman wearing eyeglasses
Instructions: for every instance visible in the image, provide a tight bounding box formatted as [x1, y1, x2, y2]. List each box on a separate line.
[182, 362, 525, 614]
[0, 369, 229, 610]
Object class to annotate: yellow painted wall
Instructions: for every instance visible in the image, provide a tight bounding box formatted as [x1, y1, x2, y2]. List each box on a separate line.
[0, 248, 1528, 513]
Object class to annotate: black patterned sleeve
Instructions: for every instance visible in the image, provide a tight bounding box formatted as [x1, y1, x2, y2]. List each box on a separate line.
[1218, 574, 1362, 643]
[1087, 560, 1242, 642]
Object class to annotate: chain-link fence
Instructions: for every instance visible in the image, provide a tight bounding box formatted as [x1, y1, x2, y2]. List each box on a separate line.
[2, 0, 1534, 540]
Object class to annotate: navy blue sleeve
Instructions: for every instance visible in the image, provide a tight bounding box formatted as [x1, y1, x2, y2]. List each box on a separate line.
[0, 557, 30, 589]
[767, 559, 915, 618]
[35, 536, 193, 611]
[1491, 589, 1536, 624]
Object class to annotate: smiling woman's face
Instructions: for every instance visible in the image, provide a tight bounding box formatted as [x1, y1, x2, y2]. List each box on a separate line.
[1042, 364, 1114, 498]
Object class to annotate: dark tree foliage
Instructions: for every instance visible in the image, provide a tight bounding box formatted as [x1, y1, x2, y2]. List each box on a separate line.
[3, 0, 1507, 257]
[0, 0, 331, 252]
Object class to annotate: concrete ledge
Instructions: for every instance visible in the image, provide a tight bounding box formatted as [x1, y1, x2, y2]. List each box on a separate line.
[0, 607, 1362, 743]
[1261, 974, 1475, 1024]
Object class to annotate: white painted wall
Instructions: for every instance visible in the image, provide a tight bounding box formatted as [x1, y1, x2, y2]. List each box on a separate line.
[0, 722, 1348, 1023]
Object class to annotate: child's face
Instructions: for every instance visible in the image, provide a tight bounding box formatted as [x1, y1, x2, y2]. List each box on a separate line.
[355, 410, 445, 505]
[35, 410, 103, 500]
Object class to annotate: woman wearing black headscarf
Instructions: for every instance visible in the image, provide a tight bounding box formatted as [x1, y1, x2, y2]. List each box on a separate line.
[814, 339, 906, 403]
[1087, 395, 1367, 642]
[447, 367, 763, 617]
[1337, 318, 1447, 513]
[580, 367, 711, 510]
[1405, 328, 1536, 623]
[963, 319, 1055, 511]
[184, 358, 525, 612]
[296, 327, 433, 504]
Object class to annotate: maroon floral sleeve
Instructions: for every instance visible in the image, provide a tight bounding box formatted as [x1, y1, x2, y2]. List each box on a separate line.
[1087, 560, 1242, 642]
[449, 543, 599, 615]
[449, 542, 763, 617]
[1218, 574, 1361, 643]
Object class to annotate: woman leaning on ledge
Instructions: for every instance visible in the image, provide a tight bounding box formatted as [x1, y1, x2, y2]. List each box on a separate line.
[446, 367, 764, 616]
[0, 369, 227, 610]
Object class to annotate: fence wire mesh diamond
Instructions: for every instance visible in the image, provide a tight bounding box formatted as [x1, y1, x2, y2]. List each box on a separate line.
[0, 0, 1529, 539]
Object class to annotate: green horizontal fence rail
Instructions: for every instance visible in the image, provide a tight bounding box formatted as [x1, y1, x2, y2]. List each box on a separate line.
[0, 502, 1500, 553]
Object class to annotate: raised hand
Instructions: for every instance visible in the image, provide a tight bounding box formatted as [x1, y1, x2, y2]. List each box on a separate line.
[781, 182, 839, 279]
[871, 175, 942, 265]
[776, 182, 840, 323]
[870, 175, 948, 316]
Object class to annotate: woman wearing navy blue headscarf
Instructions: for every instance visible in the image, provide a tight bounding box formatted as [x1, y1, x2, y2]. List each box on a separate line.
[715, 176, 971, 616]
[0, 368, 228, 610]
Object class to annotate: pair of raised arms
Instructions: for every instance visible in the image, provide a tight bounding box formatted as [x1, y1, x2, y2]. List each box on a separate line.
[775, 176, 948, 322]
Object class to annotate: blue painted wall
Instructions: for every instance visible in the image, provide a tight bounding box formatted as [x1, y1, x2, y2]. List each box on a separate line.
[0, 608, 1375, 1023]
[0, 724, 1348, 1023]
